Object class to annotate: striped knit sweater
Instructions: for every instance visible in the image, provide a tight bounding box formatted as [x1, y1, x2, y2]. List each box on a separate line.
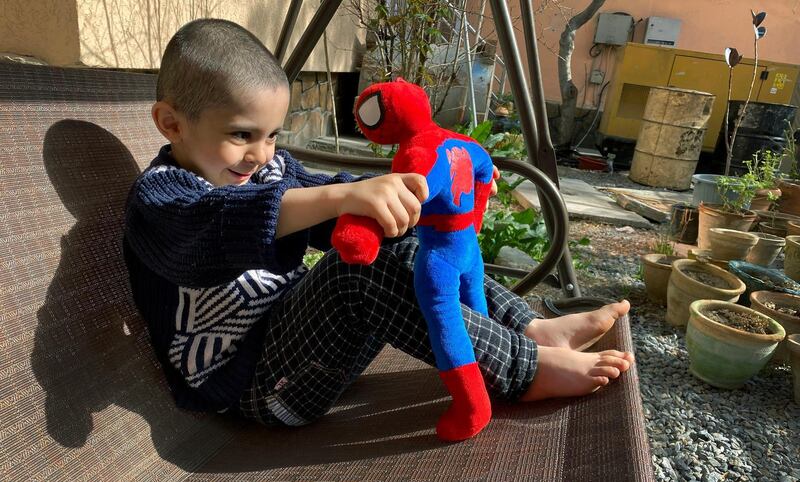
[123, 145, 359, 412]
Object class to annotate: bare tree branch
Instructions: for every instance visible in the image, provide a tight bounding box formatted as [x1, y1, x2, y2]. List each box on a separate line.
[557, 0, 605, 147]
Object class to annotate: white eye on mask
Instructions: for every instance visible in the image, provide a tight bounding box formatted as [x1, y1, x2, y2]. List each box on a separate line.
[357, 92, 383, 128]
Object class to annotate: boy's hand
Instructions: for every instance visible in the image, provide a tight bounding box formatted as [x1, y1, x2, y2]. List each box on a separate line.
[338, 173, 428, 237]
[490, 165, 500, 197]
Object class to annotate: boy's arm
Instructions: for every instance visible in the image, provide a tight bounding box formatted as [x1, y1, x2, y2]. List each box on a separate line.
[126, 167, 307, 288]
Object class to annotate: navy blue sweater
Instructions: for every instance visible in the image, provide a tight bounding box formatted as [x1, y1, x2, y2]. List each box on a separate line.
[124, 145, 360, 412]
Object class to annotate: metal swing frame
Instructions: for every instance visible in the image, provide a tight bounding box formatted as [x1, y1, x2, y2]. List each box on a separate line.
[275, 0, 581, 298]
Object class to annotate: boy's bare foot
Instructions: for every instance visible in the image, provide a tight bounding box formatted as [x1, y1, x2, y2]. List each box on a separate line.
[521, 346, 635, 401]
[525, 300, 630, 351]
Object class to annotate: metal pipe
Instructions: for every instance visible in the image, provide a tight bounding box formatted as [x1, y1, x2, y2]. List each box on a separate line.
[322, 31, 340, 154]
[487, 0, 540, 161]
[275, 0, 303, 63]
[280, 145, 569, 296]
[519, 0, 559, 184]
[519, 0, 581, 297]
[283, 0, 344, 83]
[489, 0, 578, 297]
[461, 8, 478, 128]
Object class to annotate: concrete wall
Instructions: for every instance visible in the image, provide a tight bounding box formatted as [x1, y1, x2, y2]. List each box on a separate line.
[475, 0, 800, 107]
[0, 0, 365, 72]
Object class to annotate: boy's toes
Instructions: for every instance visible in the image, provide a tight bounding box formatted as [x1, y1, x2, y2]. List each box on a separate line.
[591, 365, 621, 379]
[599, 355, 631, 372]
[599, 349, 628, 358]
[591, 376, 610, 387]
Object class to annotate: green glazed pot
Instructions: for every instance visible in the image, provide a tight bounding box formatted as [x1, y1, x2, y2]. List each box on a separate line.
[687, 300, 786, 389]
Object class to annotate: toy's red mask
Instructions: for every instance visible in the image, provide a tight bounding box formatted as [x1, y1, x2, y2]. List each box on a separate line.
[354, 78, 434, 145]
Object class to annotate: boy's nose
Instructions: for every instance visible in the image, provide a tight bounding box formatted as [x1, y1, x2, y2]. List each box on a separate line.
[245, 145, 270, 166]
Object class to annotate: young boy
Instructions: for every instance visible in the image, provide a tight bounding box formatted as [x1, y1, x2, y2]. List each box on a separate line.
[123, 18, 634, 427]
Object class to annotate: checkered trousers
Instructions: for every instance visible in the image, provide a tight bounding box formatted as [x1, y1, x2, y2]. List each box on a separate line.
[238, 236, 540, 426]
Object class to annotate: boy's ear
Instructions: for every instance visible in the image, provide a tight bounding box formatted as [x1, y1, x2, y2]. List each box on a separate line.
[151, 101, 184, 143]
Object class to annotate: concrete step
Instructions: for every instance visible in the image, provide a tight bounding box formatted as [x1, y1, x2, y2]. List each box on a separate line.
[512, 177, 653, 229]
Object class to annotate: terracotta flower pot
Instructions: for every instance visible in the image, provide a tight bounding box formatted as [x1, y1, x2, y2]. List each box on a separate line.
[750, 187, 781, 212]
[788, 221, 800, 237]
[687, 249, 729, 270]
[697, 203, 757, 250]
[758, 222, 786, 237]
[785, 235, 800, 282]
[745, 232, 786, 267]
[778, 179, 800, 216]
[753, 209, 800, 232]
[788, 335, 800, 403]
[750, 291, 800, 363]
[687, 300, 785, 389]
[708, 228, 759, 261]
[641, 254, 681, 305]
[666, 259, 746, 327]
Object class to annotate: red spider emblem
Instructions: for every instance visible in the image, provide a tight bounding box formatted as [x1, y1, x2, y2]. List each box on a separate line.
[447, 147, 474, 207]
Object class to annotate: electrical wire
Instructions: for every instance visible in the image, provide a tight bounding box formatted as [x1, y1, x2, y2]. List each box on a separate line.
[572, 79, 610, 148]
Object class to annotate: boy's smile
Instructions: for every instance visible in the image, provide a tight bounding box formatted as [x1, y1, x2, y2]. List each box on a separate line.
[166, 85, 290, 187]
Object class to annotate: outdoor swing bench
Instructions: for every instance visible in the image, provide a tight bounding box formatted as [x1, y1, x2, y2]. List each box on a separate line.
[0, 59, 654, 481]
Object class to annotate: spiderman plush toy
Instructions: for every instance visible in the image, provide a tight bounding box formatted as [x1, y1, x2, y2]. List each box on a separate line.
[331, 79, 495, 441]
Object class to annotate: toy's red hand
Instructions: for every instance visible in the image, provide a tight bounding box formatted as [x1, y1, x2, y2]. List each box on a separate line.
[331, 214, 383, 265]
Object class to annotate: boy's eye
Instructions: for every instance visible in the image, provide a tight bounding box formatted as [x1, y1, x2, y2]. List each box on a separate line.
[268, 131, 281, 140]
[231, 131, 251, 140]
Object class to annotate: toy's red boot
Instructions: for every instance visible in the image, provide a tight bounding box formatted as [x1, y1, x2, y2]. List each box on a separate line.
[436, 362, 491, 441]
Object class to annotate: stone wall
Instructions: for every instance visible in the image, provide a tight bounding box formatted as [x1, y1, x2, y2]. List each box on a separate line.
[281, 72, 338, 148]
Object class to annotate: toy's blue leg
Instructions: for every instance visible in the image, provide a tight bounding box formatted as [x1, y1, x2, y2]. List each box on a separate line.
[414, 244, 491, 441]
[459, 243, 489, 317]
[414, 248, 474, 370]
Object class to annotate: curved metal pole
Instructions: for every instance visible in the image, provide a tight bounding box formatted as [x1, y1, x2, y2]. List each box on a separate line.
[487, 0, 540, 162]
[280, 145, 568, 296]
[519, 0, 559, 180]
[519, 0, 581, 297]
[283, 0, 344, 83]
[489, 0, 579, 297]
[275, 0, 303, 63]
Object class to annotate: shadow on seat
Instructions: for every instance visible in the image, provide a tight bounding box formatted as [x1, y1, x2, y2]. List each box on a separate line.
[1, 63, 654, 481]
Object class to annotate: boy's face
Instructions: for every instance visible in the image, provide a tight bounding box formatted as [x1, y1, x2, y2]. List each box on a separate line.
[169, 85, 290, 187]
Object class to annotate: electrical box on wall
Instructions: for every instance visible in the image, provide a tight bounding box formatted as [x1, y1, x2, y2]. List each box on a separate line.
[594, 12, 633, 46]
[644, 17, 682, 47]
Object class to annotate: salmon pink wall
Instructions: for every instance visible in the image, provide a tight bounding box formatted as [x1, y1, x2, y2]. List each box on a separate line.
[476, 0, 800, 106]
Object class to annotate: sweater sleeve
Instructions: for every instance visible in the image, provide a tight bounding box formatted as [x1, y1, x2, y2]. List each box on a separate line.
[125, 165, 307, 288]
[276, 150, 380, 251]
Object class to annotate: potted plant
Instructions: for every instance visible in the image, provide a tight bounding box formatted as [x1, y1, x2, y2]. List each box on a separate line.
[747, 149, 783, 211]
[707, 228, 759, 261]
[686, 299, 785, 389]
[785, 235, 800, 282]
[696, 175, 758, 250]
[788, 334, 800, 403]
[640, 232, 682, 305]
[666, 259, 746, 327]
[670, 203, 699, 245]
[750, 291, 800, 363]
[745, 231, 786, 266]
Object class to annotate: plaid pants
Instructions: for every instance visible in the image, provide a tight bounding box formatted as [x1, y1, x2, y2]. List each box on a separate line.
[238, 237, 540, 426]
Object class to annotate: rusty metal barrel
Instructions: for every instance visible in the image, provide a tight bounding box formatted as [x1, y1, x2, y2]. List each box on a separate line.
[630, 87, 716, 190]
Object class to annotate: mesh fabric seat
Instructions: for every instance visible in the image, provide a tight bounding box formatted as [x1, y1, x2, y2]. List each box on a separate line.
[0, 63, 654, 481]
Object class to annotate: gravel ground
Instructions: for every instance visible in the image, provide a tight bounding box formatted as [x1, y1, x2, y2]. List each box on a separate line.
[521, 167, 800, 482]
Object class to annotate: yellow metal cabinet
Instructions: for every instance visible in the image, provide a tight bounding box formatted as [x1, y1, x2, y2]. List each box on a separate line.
[668, 55, 764, 149]
[598, 43, 799, 151]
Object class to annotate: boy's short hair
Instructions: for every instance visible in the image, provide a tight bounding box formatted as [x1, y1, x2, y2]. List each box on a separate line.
[157, 18, 288, 120]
